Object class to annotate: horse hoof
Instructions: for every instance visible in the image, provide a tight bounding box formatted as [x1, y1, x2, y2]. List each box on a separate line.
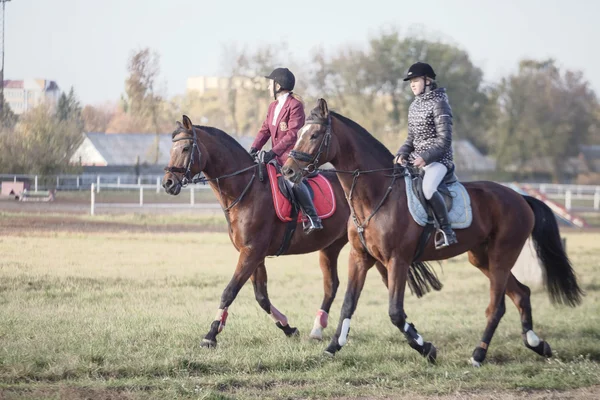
[423, 342, 437, 364]
[323, 350, 335, 358]
[309, 328, 323, 341]
[525, 338, 553, 358]
[469, 357, 482, 368]
[286, 327, 300, 338]
[200, 338, 217, 348]
[541, 341, 552, 358]
[470, 346, 487, 367]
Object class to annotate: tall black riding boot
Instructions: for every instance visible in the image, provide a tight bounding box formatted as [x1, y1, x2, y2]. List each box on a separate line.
[428, 191, 458, 249]
[292, 182, 323, 234]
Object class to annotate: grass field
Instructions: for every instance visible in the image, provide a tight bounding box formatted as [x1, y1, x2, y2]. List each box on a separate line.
[0, 217, 599, 399]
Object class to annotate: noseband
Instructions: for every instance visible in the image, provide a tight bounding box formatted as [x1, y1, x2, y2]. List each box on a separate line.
[289, 116, 331, 173]
[164, 125, 201, 187]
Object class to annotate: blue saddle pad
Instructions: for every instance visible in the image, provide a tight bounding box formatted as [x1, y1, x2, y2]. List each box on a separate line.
[405, 175, 473, 229]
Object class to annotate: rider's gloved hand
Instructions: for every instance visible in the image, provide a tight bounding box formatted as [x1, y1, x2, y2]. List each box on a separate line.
[263, 150, 276, 163]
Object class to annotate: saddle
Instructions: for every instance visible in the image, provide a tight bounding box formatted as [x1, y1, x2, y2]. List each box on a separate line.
[410, 165, 457, 222]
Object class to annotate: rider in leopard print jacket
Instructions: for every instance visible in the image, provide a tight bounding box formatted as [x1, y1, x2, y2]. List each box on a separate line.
[395, 62, 458, 249]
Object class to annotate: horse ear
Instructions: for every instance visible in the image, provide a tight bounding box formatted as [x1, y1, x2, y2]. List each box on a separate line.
[176, 121, 183, 129]
[182, 115, 193, 130]
[317, 98, 329, 118]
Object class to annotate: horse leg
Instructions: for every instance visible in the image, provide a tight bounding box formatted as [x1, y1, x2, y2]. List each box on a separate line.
[388, 258, 437, 363]
[505, 274, 553, 358]
[324, 247, 375, 356]
[468, 245, 552, 361]
[310, 237, 345, 340]
[251, 261, 299, 338]
[201, 250, 264, 348]
[469, 243, 516, 367]
[375, 261, 389, 288]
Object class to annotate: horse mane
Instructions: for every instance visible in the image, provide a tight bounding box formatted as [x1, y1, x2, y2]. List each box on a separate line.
[195, 125, 252, 159]
[329, 111, 394, 161]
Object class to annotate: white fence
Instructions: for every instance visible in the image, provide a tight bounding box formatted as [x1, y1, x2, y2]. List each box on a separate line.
[88, 183, 215, 215]
[3, 173, 600, 213]
[526, 183, 600, 211]
[0, 173, 165, 192]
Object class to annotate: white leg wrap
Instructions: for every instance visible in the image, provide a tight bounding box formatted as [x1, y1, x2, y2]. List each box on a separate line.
[310, 310, 328, 339]
[338, 318, 351, 346]
[404, 322, 424, 346]
[526, 330, 541, 347]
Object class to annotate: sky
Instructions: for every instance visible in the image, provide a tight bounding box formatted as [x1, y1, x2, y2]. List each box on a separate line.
[4, 0, 599, 105]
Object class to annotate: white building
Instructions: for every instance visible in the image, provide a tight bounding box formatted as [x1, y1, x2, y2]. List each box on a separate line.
[3, 79, 60, 115]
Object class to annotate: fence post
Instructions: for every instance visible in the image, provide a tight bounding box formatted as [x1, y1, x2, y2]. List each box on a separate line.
[139, 186, 144, 206]
[117, 176, 121, 187]
[34, 176, 38, 192]
[156, 177, 161, 193]
[565, 190, 572, 211]
[594, 188, 600, 210]
[96, 176, 100, 193]
[138, 176, 141, 186]
[91, 183, 96, 216]
[190, 187, 195, 205]
[76, 176, 80, 189]
[13, 176, 16, 183]
[56, 176, 60, 189]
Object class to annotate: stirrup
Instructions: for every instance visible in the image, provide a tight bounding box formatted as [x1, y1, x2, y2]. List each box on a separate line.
[434, 229, 457, 250]
[303, 218, 323, 234]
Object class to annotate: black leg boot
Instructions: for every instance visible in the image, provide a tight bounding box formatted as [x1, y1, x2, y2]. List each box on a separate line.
[428, 191, 458, 249]
[292, 182, 323, 234]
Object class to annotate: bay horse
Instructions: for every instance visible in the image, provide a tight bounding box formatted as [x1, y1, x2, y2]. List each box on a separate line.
[282, 99, 583, 366]
[162, 116, 401, 347]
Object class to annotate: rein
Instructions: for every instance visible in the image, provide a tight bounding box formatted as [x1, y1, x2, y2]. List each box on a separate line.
[165, 126, 258, 213]
[289, 116, 407, 250]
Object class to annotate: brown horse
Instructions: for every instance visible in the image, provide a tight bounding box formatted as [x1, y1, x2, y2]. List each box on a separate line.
[162, 115, 357, 346]
[282, 99, 583, 366]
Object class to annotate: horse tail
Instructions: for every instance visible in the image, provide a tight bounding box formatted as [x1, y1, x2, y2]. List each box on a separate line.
[407, 261, 443, 298]
[523, 195, 583, 307]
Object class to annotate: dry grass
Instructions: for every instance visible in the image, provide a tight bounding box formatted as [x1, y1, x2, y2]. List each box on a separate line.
[0, 227, 599, 399]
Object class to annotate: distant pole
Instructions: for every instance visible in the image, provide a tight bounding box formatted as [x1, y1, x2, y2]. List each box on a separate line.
[90, 183, 96, 216]
[0, 0, 12, 115]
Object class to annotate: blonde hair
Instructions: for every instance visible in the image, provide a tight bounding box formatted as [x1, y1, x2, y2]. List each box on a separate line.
[290, 92, 305, 106]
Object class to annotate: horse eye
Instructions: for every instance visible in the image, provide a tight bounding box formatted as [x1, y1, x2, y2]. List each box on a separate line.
[183, 146, 190, 152]
[310, 133, 318, 140]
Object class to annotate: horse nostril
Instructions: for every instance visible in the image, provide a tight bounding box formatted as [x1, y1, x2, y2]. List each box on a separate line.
[282, 166, 291, 177]
[164, 179, 174, 189]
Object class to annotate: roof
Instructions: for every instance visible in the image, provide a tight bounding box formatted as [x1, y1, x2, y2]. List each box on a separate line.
[3, 80, 23, 89]
[453, 140, 496, 171]
[83, 133, 174, 165]
[579, 145, 600, 173]
[2, 79, 60, 91]
[580, 145, 600, 160]
[72, 132, 255, 166]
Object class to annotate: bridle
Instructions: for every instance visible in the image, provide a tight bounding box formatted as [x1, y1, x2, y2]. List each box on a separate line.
[163, 124, 258, 214]
[164, 125, 201, 187]
[288, 115, 331, 174]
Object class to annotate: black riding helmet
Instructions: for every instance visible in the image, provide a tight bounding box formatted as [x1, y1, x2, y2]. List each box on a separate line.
[265, 67, 295, 99]
[403, 62, 436, 81]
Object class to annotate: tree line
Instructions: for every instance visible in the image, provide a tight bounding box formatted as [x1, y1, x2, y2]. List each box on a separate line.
[1, 28, 598, 182]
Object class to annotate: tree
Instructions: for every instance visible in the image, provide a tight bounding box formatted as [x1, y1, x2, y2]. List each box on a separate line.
[0, 104, 82, 175]
[0, 97, 17, 129]
[56, 87, 82, 125]
[491, 59, 599, 182]
[118, 48, 174, 162]
[81, 104, 115, 133]
[306, 29, 491, 150]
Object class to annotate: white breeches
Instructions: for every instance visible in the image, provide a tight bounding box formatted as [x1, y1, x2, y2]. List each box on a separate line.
[422, 162, 448, 200]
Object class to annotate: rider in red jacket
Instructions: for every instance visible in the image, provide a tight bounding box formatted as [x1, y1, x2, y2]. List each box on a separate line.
[250, 68, 323, 234]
